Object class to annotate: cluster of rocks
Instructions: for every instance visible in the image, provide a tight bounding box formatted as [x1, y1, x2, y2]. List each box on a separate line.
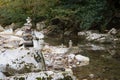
[0, 17, 90, 80]
[1, 71, 77, 80]
[78, 28, 120, 43]
[42, 45, 89, 70]
[0, 17, 46, 79]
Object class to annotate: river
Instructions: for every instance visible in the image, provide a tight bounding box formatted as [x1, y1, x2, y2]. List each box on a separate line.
[45, 36, 120, 80]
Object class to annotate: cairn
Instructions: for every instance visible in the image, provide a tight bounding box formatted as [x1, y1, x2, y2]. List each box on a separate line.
[23, 17, 33, 47]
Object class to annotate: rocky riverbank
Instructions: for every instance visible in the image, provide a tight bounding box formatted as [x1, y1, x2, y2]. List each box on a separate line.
[0, 24, 90, 80]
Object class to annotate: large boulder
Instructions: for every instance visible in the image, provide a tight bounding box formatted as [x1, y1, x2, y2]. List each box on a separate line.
[0, 35, 24, 48]
[0, 48, 44, 75]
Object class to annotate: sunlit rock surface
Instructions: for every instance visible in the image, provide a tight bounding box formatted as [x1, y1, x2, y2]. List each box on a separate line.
[0, 47, 78, 79]
[0, 28, 13, 35]
[0, 28, 90, 80]
[34, 30, 44, 39]
[0, 48, 44, 74]
[0, 35, 24, 49]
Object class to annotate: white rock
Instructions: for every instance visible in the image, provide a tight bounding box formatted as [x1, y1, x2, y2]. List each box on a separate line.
[91, 44, 105, 50]
[34, 31, 44, 39]
[33, 39, 40, 50]
[79, 30, 117, 43]
[42, 45, 68, 54]
[33, 39, 44, 50]
[78, 32, 86, 36]
[0, 72, 6, 79]
[75, 55, 89, 62]
[68, 54, 75, 60]
[89, 74, 94, 78]
[76, 62, 80, 65]
[15, 30, 24, 36]
[108, 28, 117, 35]
[47, 71, 54, 76]
[52, 47, 68, 54]
[0, 28, 13, 34]
[5, 71, 76, 80]
[86, 33, 105, 41]
[0, 35, 24, 48]
[9, 35, 24, 41]
[65, 68, 73, 74]
[0, 48, 43, 73]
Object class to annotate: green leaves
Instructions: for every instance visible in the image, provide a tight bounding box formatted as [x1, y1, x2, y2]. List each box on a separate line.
[0, 0, 108, 30]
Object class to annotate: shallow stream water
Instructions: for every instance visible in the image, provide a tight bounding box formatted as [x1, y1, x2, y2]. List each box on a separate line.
[44, 36, 120, 80]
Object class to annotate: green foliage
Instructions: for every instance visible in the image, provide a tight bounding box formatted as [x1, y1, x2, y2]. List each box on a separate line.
[0, 0, 57, 25]
[52, 0, 107, 29]
[0, 0, 109, 30]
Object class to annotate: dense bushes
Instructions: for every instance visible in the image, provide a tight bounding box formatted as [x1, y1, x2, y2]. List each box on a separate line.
[0, 0, 57, 26]
[0, 0, 119, 30]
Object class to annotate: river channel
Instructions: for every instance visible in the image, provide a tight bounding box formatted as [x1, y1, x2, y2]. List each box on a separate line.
[44, 36, 120, 80]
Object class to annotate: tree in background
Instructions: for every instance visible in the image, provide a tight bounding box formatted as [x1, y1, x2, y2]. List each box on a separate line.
[0, 0, 119, 31]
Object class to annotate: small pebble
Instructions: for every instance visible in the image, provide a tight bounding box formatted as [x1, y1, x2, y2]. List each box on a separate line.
[89, 73, 94, 78]
[76, 62, 80, 65]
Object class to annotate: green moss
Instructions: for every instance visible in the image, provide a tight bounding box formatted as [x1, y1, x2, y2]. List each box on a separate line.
[36, 77, 42, 80]
[47, 76, 52, 80]
[19, 77, 25, 80]
[64, 76, 73, 80]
